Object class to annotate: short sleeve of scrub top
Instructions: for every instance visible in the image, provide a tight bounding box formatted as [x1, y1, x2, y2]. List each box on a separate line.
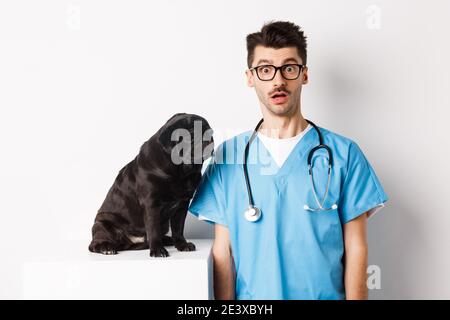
[188, 148, 227, 227]
[338, 141, 388, 224]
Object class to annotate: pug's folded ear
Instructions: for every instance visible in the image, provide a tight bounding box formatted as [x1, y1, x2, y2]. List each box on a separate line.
[158, 123, 179, 153]
[158, 114, 188, 152]
[165, 113, 187, 124]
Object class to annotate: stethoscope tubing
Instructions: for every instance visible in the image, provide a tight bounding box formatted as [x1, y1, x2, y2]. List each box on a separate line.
[243, 118, 337, 222]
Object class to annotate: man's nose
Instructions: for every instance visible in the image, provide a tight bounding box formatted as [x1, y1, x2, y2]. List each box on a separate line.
[272, 68, 287, 87]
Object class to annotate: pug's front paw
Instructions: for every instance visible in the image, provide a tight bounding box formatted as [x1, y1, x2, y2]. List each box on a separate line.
[150, 245, 169, 258]
[175, 241, 196, 252]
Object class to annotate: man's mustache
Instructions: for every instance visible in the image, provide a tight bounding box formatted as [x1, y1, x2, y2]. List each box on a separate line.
[269, 88, 290, 96]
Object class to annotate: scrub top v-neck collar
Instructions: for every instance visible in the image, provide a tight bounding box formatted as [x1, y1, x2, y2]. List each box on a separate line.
[256, 124, 313, 168]
[249, 125, 318, 178]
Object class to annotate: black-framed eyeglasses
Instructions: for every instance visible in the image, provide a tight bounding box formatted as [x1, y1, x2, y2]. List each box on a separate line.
[249, 64, 305, 81]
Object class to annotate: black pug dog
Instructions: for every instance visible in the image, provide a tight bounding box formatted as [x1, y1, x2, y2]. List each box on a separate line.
[88, 113, 214, 257]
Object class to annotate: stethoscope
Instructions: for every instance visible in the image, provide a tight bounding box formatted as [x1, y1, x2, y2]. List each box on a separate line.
[243, 118, 338, 222]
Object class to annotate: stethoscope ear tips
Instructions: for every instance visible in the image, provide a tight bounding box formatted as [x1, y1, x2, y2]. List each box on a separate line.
[303, 203, 338, 211]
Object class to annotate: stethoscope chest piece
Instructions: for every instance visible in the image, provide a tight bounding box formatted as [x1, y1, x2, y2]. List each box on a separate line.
[244, 205, 261, 222]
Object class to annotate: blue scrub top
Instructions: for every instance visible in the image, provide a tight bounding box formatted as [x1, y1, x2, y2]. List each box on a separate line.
[188, 125, 388, 300]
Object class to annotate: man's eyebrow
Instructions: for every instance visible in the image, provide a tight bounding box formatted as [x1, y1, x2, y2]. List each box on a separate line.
[254, 57, 300, 66]
[255, 59, 272, 66]
[282, 57, 299, 64]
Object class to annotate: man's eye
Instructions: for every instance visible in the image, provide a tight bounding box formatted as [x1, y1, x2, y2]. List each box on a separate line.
[284, 65, 297, 73]
[261, 67, 271, 74]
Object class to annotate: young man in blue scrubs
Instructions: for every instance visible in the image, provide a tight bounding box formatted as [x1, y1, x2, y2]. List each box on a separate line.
[188, 21, 388, 300]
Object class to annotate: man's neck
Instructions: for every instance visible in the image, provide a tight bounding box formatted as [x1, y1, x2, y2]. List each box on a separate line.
[258, 111, 308, 139]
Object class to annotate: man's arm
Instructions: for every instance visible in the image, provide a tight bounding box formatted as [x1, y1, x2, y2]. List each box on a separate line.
[343, 212, 368, 300]
[212, 224, 235, 300]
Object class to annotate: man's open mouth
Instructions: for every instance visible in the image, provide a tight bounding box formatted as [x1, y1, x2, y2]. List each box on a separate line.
[270, 92, 289, 104]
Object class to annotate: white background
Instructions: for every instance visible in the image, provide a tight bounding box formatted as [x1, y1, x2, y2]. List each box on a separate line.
[1, 0, 449, 299]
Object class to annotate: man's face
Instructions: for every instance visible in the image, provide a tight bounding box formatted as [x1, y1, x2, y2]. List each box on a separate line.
[246, 46, 308, 117]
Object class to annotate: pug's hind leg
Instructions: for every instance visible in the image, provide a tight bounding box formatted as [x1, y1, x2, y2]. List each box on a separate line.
[89, 220, 120, 255]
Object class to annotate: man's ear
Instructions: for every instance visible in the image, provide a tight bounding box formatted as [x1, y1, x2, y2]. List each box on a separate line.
[246, 69, 255, 87]
[302, 66, 309, 85]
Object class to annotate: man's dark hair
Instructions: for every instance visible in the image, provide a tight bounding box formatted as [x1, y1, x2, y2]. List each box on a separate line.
[246, 21, 308, 68]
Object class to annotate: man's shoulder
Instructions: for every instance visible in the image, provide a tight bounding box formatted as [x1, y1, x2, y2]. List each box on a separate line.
[212, 130, 253, 165]
[318, 126, 357, 149]
[221, 130, 253, 147]
[317, 126, 371, 165]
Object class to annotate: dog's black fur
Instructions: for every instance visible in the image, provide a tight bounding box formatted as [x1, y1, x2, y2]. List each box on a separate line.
[88, 113, 214, 257]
